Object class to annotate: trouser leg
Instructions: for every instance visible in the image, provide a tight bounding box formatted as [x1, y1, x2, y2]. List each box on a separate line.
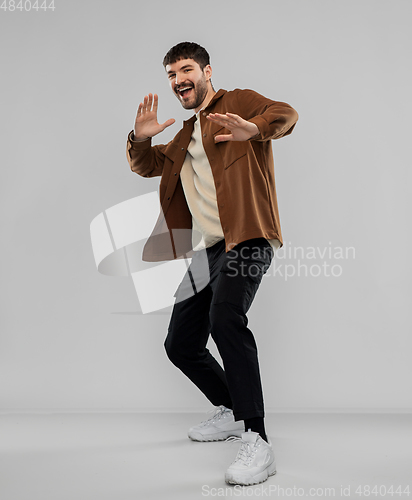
[164, 273, 233, 409]
[208, 238, 273, 421]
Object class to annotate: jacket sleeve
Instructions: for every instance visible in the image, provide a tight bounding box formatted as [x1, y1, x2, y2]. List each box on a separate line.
[126, 130, 167, 178]
[236, 89, 299, 142]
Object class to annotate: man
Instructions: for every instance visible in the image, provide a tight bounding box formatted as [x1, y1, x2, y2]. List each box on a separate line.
[126, 42, 298, 486]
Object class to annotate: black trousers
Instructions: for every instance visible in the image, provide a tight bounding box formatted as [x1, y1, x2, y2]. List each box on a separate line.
[164, 237, 274, 421]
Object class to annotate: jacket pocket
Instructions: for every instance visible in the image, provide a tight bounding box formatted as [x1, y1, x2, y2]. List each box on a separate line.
[224, 152, 247, 170]
[219, 140, 249, 170]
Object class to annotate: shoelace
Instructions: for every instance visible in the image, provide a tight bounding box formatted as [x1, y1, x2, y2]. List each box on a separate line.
[199, 405, 231, 427]
[226, 436, 259, 466]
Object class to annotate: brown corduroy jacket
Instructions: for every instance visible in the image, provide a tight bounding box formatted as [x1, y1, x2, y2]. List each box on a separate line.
[126, 88, 299, 262]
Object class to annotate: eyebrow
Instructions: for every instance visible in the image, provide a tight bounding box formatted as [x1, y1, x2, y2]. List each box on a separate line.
[167, 64, 194, 75]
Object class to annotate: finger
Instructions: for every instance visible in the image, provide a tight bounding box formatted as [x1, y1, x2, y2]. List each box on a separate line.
[160, 118, 176, 130]
[214, 134, 234, 143]
[221, 113, 244, 126]
[208, 113, 232, 121]
[206, 115, 234, 128]
[207, 119, 228, 129]
[217, 112, 243, 125]
[142, 95, 148, 113]
[136, 102, 143, 117]
[153, 93, 159, 114]
[207, 113, 238, 128]
[209, 112, 237, 119]
[147, 93, 153, 112]
[226, 113, 242, 121]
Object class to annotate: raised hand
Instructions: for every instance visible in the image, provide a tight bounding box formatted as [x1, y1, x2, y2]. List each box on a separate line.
[134, 93, 175, 141]
[206, 112, 260, 143]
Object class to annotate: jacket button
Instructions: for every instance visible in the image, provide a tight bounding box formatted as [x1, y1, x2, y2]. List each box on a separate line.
[202, 112, 206, 116]
[174, 172, 177, 176]
[181, 147, 184, 151]
[167, 197, 170, 200]
[203, 133, 207, 137]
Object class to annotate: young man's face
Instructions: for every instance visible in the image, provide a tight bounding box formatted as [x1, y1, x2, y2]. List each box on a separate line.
[166, 58, 212, 112]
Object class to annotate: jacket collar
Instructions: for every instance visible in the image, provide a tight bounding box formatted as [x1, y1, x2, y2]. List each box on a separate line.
[183, 89, 227, 124]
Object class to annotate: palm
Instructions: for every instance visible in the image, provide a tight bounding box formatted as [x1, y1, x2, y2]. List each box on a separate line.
[134, 93, 175, 140]
[135, 109, 162, 137]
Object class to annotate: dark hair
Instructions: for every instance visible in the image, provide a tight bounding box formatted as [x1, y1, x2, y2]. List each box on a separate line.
[163, 42, 210, 70]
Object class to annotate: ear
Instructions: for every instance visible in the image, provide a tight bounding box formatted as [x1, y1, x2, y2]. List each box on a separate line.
[203, 64, 212, 81]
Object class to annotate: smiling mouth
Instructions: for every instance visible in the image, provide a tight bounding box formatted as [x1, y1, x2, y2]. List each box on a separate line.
[177, 86, 193, 98]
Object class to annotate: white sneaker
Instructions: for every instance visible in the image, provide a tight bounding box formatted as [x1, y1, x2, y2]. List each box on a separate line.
[188, 406, 244, 442]
[225, 430, 276, 485]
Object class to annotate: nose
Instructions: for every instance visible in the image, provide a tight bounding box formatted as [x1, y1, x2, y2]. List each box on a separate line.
[175, 72, 184, 86]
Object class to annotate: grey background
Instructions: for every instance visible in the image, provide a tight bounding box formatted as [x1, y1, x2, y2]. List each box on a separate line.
[1, 0, 411, 412]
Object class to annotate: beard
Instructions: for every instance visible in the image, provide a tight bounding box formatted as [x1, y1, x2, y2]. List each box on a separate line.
[175, 75, 209, 110]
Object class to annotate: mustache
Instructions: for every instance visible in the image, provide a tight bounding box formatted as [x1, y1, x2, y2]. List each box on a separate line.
[175, 83, 194, 91]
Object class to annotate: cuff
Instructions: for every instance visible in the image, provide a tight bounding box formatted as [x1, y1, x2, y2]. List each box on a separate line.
[247, 116, 266, 141]
[127, 130, 152, 150]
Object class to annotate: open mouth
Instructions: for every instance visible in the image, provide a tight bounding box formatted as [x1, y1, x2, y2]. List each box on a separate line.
[177, 86, 193, 99]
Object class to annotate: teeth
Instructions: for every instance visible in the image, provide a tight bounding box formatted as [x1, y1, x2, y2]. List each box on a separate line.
[179, 87, 192, 93]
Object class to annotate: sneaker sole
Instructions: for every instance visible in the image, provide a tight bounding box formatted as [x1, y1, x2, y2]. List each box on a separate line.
[225, 461, 277, 486]
[188, 430, 243, 442]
